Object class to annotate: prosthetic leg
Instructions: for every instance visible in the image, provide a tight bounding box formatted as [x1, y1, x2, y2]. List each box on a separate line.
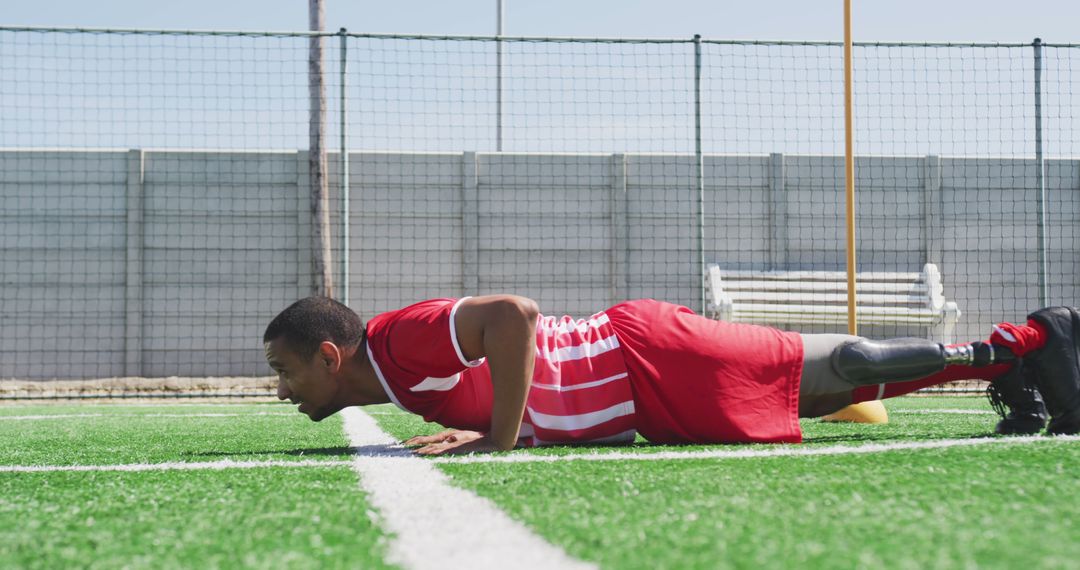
[831, 338, 1015, 385]
[829, 337, 1047, 435]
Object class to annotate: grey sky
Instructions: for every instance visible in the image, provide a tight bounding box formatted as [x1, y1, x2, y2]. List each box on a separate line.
[4, 1, 1078, 43]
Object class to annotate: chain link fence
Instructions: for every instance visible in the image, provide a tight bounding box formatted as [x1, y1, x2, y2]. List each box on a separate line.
[1, 27, 1077, 388]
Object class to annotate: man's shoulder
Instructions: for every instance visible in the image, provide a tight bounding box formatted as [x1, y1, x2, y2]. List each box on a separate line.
[369, 298, 459, 328]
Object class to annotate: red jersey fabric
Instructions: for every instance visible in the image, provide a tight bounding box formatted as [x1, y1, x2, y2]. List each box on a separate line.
[364, 298, 493, 433]
[364, 297, 804, 445]
[605, 299, 803, 444]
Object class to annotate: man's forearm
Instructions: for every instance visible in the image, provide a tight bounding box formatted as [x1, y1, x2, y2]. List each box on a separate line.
[483, 299, 538, 450]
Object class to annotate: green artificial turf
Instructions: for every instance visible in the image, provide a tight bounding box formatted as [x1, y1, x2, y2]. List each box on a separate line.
[375, 396, 1080, 568]
[0, 403, 350, 466]
[439, 438, 1080, 569]
[0, 403, 391, 569]
[0, 467, 392, 570]
[2, 397, 1075, 569]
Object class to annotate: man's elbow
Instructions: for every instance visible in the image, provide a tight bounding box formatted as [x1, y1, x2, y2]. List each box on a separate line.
[511, 296, 540, 324]
[493, 295, 539, 327]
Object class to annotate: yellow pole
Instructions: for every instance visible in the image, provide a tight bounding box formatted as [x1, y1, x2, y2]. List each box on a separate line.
[823, 0, 889, 424]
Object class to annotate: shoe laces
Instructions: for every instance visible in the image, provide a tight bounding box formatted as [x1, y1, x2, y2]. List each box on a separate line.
[986, 382, 1008, 419]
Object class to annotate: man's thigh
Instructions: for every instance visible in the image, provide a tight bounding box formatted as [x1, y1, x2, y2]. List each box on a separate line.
[798, 333, 863, 417]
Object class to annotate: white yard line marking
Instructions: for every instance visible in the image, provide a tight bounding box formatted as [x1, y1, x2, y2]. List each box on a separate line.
[3, 431, 1074, 475]
[0, 412, 294, 421]
[430, 434, 1080, 465]
[340, 406, 596, 570]
[0, 459, 347, 473]
[893, 409, 997, 415]
[0, 403, 276, 409]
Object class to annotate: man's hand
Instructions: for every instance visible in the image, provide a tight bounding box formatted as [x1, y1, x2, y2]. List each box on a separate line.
[404, 429, 501, 455]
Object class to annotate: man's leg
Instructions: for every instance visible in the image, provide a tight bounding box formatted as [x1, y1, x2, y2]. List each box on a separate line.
[797, 330, 1047, 433]
[798, 333, 859, 417]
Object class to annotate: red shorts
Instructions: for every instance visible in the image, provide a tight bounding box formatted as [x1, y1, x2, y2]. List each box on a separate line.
[606, 300, 804, 444]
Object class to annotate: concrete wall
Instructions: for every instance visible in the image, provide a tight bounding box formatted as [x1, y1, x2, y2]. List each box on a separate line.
[2, 149, 1078, 378]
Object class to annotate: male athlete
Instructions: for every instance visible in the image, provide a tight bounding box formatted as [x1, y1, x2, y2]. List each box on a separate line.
[263, 295, 1080, 455]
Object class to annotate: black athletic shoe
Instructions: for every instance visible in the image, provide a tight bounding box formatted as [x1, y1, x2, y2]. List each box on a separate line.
[1025, 306, 1080, 435]
[986, 359, 1048, 435]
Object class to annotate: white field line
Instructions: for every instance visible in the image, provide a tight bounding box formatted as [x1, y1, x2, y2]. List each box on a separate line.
[0, 403, 278, 409]
[892, 409, 997, 415]
[0, 458, 347, 473]
[3, 428, 1074, 475]
[429, 434, 1080, 465]
[340, 406, 596, 570]
[0, 412, 294, 421]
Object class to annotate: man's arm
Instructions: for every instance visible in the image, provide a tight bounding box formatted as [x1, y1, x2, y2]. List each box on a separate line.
[448, 295, 539, 451]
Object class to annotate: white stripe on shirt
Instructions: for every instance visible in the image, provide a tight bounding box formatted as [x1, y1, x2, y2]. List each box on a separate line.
[528, 400, 635, 431]
[366, 344, 407, 412]
[539, 314, 611, 336]
[410, 374, 461, 392]
[541, 334, 621, 363]
[531, 372, 629, 392]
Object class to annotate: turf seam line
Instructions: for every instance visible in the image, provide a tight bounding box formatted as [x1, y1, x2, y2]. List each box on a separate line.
[429, 434, 1080, 464]
[0, 459, 349, 473]
[0, 412, 295, 420]
[4, 434, 1074, 474]
[893, 409, 997, 415]
[340, 406, 597, 570]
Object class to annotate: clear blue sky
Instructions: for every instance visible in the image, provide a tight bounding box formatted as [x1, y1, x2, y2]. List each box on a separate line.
[5, 0, 1079, 43]
[4, 1, 1076, 155]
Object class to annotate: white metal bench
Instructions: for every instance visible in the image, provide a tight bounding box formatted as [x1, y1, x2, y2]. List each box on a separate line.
[705, 263, 961, 344]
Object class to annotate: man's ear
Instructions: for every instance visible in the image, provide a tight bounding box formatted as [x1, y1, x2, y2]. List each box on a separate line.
[318, 341, 343, 373]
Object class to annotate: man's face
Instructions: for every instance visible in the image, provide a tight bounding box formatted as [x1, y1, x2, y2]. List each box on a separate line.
[264, 338, 340, 422]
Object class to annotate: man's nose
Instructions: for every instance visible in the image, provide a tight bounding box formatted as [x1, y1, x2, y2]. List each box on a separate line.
[277, 380, 291, 401]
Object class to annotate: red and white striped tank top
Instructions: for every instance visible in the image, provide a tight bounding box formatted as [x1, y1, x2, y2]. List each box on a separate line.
[523, 311, 636, 445]
[366, 298, 637, 446]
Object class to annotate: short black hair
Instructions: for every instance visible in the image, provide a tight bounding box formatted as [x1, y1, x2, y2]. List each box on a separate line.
[263, 296, 366, 360]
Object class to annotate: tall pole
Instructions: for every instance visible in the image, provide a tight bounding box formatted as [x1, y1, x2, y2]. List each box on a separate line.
[340, 28, 350, 306]
[825, 0, 888, 425]
[496, 0, 505, 151]
[309, 0, 334, 298]
[1033, 37, 1049, 307]
[843, 0, 857, 336]
[694, 34, 705, 314]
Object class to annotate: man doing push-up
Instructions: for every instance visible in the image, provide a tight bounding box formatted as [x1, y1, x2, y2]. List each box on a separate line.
[263, 295, 1080, 454]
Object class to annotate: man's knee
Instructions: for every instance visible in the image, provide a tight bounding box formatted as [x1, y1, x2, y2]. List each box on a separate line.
[798, 392, 852, 418]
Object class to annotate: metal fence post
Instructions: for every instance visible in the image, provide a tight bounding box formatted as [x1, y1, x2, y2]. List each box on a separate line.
[462, 152, 480, 295]
[922, 154, 943, 267]
[339, 28, 350, 306]
[693, 34, 705, 313]
[611, 153, 629, 304]
[769, 152, 788, 269]
[124, 148, 145, 377]
[1033, 37, 1049, 307]
[496, 0, 504, 151]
